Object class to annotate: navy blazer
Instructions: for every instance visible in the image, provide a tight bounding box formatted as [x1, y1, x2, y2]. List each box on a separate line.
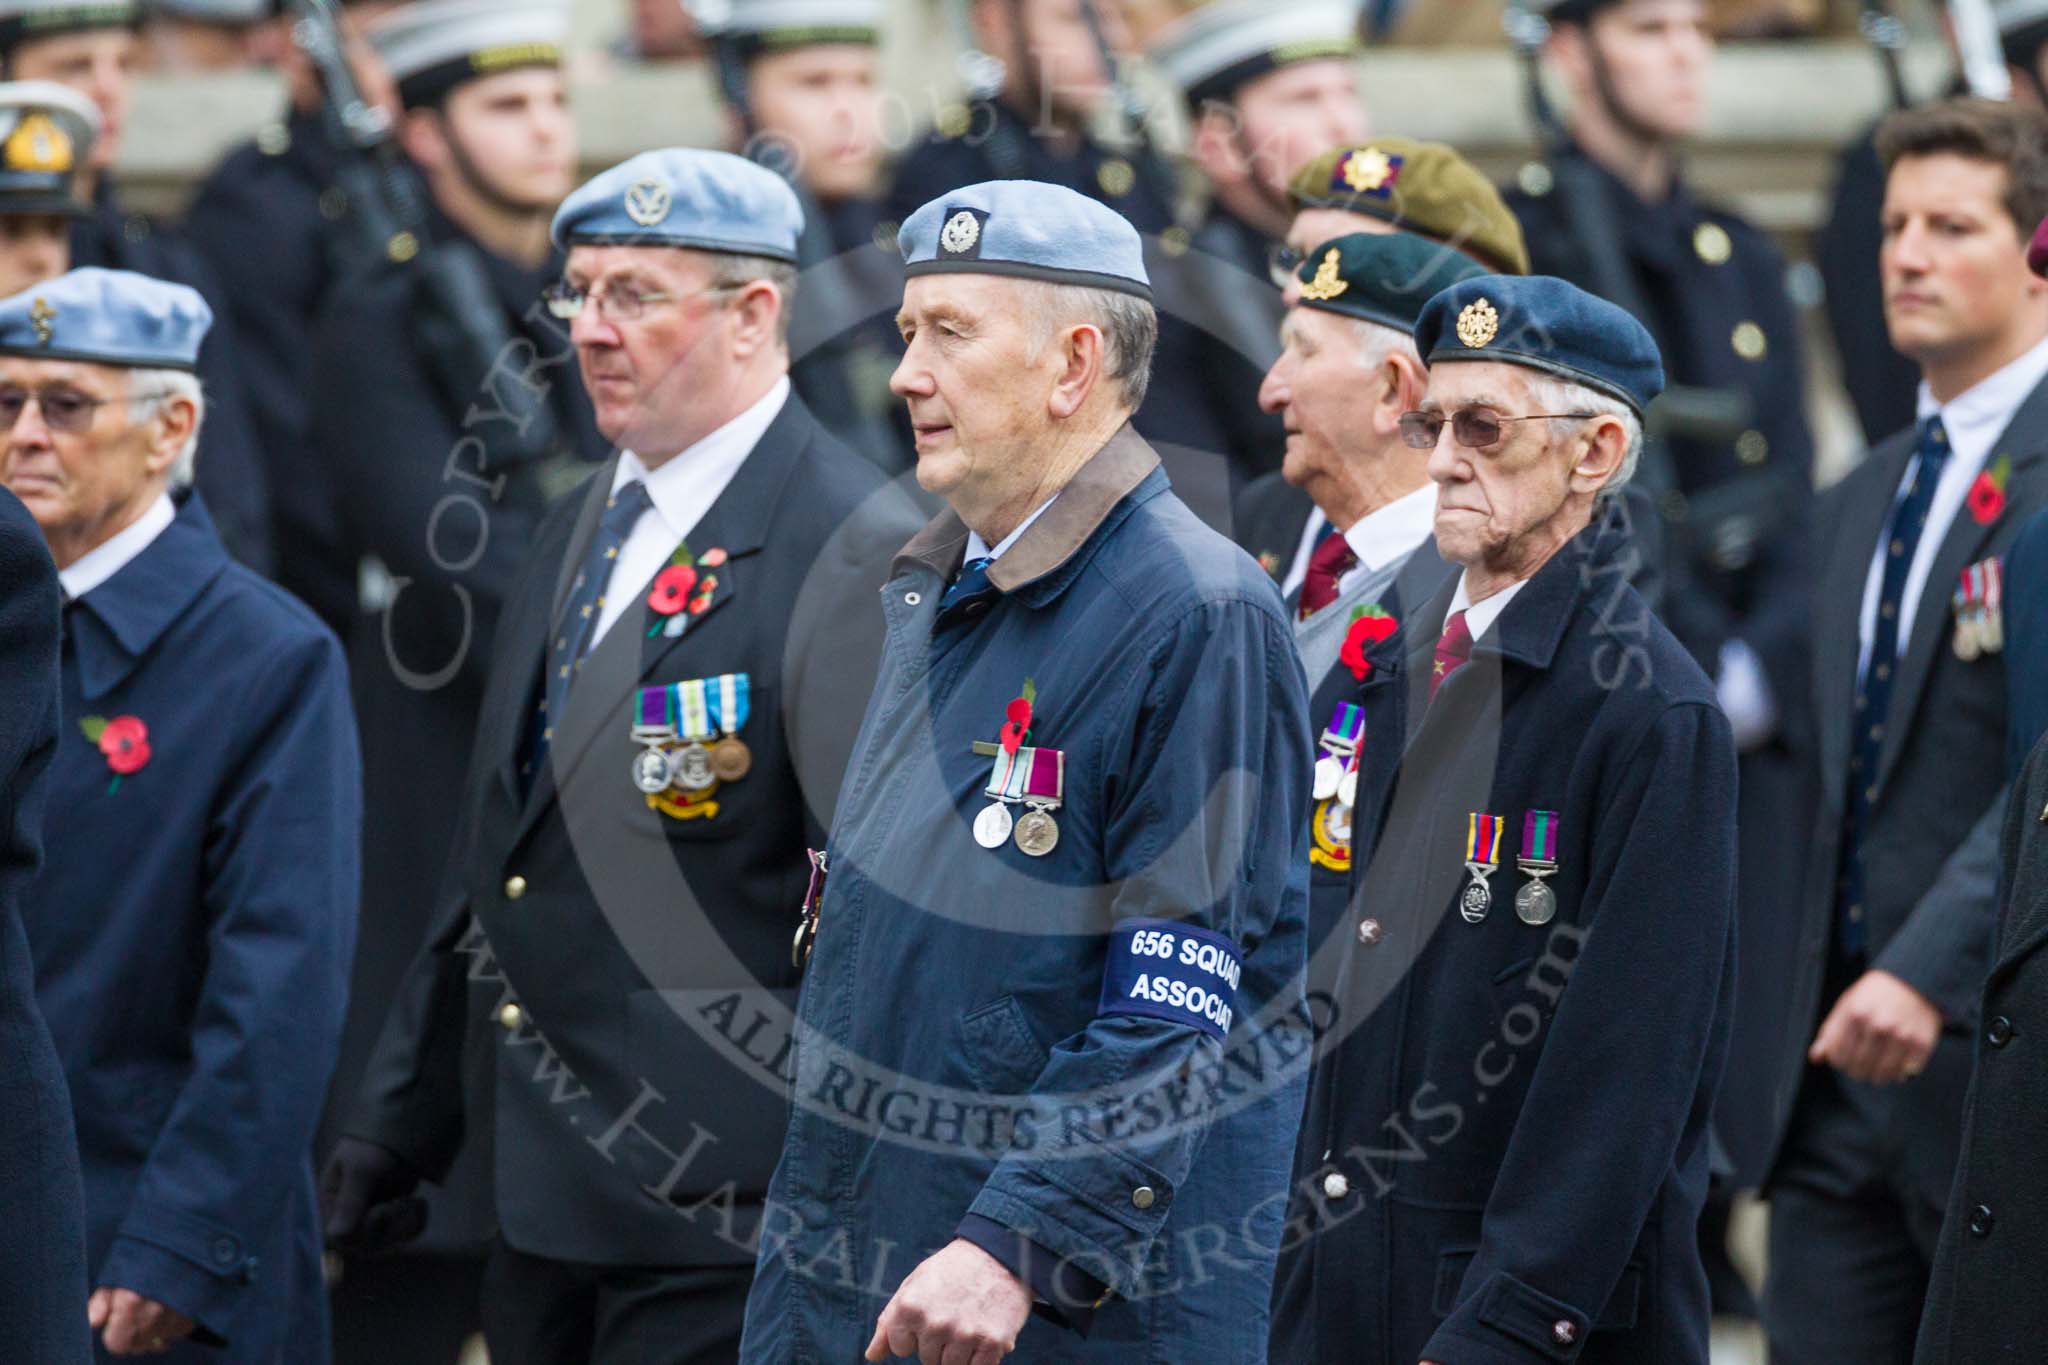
[2005, 504, 2048, 779]
[0, 486, 90, 1364]
[22, 494, 358, 1361]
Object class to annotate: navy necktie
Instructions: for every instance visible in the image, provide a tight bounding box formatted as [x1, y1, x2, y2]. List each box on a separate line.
[934, 554, 998, 632]
[524, 480, 652, 790]
[1836, 416, 1952, 960]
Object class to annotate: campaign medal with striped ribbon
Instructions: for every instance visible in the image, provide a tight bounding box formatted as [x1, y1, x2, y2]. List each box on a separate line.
[1951, 557, 2004, 661]
[671, 678, 719, 791]
[975, 742, 1029, 848]
[1515, 809, 1561, 926]
[631, 685, 681, 794]
[707, 672, 753, 782]
[1461, 813, 1503, 923]
[1310, 702, 1366, 872]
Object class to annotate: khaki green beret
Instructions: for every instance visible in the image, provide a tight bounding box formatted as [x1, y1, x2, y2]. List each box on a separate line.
[1287, 136, 1530, 277]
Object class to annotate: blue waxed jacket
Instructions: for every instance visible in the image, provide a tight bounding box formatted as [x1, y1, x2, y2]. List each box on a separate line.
[740, 428, 1314, 1363]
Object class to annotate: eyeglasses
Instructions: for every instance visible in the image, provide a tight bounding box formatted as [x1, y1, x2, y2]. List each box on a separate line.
[1267, 242, 1306, 290]
[0, 385, 172, 435]
[542, 279, 738, 323]
[1398, 407, 1600, 451]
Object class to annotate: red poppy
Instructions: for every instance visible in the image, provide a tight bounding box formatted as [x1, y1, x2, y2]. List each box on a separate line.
[648, 565, 698, 615]
[1339, 612, 1400, 682]
[98, 715, 150, 775]
[1967, 471, 2007, 526]
[1000, 695, 1033, 754]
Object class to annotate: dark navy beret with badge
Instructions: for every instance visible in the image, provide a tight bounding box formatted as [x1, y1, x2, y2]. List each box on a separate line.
[0, 0, 137, 53]
[899, 178, 1150, 300]
[0, 266, 212, 369]
[552, 147, 804, 261]
[1413, 273, 1665, 417]
[1295, 231, 1487, 333]
[0, 80, 97, 217]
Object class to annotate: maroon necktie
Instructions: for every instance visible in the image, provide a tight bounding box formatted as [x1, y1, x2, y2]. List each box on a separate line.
[1298, 532, 1359, 620]
[1430, 609, 1472, 702]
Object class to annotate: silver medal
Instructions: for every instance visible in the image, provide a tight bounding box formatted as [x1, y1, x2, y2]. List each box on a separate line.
[632, 746, 674, 794]
[1459, 874, 1492, 924]
[673, 742, 717, 791]
[1337, 767, 1358, 810]
[1983, 604, 2005, 654]
[1313, 755, 1343, 802]
[1515, 878, 1557, 926]
[973, 802, 1014, 849]
[1014, 806, 1060, 857]
[1954, 607, 1982, 661]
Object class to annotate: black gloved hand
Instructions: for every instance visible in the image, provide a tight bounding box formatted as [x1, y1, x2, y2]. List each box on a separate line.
[318, 1135, 429, 1256]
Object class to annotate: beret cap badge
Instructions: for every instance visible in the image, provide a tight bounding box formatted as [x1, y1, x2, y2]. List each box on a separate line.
[1339, 148, 1396, 194]
[1456, 297, 1499, 349]
[623, 178, 671, 227]
[29, 296, 53, 346]
[1299, 248, 1349, 302]
[939, 210, 981, 254]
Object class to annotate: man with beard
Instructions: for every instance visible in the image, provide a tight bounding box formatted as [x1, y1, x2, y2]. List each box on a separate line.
[304, 2, 604, 1353]
[0, 0, 272, 570]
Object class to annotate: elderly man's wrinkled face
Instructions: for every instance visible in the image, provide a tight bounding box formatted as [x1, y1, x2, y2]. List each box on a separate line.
[9, 29, 138, 169]
[1260, 308, 1384, 492]
[0, 358, 176, 557]
[1419, 362, 1585, 568]
[565, 244, 747, 453]
[0, 216, 70, 299]
[891, 273, 1066, 498]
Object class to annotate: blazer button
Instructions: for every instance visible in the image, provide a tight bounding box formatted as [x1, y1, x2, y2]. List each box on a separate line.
[1131, 1186, 1156, 1210]
[499, 1003, 524, 1031]
[1970, 1203, 1995, 1237]
[1988, 1015, 2014, 1047]
[504, 875, 527, 900]
[1552, 1319, 1578, 1345]
[1322, 1171, 1349, 1199]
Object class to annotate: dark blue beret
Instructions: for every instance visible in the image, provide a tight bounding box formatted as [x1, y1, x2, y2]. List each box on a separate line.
[1412, 273, 1664, 417]
[1295, 231, 1487, 333]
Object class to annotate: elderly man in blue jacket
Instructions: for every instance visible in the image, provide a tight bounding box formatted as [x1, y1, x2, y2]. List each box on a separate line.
[740, 180, 1315, 1363]
[0, 268, 358, 1362]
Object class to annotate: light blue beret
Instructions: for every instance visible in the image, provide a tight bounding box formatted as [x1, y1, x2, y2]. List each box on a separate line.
[0, 267, 212, 370]
[551, 148, 804, 262]
[899, 179, 1151, 301]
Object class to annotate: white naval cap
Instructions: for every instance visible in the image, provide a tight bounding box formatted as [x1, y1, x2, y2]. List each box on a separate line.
[368, 0, 570, 109]
[1148, 0, 1360, 110]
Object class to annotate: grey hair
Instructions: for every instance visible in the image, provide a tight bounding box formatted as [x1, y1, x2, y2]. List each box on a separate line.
[1020, 280, 1159, 411]
[703, 252, 800, 345]
[1330, 313, 1418, 369]
[129, 367, 205, 491]
[1522, 371, 1642, 494]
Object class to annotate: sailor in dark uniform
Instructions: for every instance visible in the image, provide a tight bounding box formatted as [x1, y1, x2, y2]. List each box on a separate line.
[1145, 0, 1366, 493]
[306, 3, 600, 1352]
[0, 80, 97, 296]
[1506, 0, 1814, 1260]
[695, 0, 910, 472]
[0, 0, 274, 572]
[182, 0, 405, 631]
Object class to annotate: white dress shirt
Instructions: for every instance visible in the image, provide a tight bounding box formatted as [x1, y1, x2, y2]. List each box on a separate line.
[1857, 334, 2048, 678]
[59, 492, 175, 600]
[1279, 483, 1439, 602]
[964, 495, 1057, 564]
[1447, 573, 1529, 644]
[591, 376, 789, 647]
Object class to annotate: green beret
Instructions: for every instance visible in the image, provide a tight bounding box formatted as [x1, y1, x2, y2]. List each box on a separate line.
[1288, 136, 1530, 277]
[1294, 230, 1488, 334]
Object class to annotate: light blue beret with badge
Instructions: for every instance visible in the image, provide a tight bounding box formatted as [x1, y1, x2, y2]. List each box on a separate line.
[0, 266, 212, 370]
[898, 179, 1151, 301]
[1413, 273, 1664, 418]
[551, 147, 804, 262]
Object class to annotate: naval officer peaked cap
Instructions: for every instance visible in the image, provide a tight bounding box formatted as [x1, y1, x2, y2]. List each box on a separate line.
[898, 179, 1151, 301]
